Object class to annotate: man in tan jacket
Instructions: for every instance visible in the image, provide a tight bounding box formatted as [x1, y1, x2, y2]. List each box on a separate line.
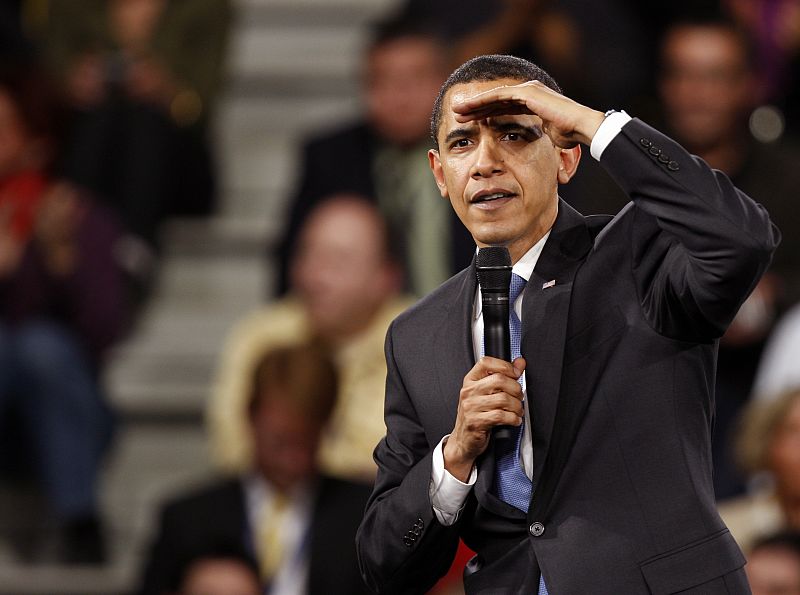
[208, 195, 413, 484]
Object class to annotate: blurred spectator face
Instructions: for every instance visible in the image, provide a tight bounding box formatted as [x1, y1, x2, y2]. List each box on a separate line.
[109, 0, 166, 51]
[659, 25, 754, 151]
[290, 197, 399, 341]
[365, 36, 445, 146]
[0, 89, 30, 178]
[178, 557, 261, 595]
[767, 394, 800, 498]
[250, 397, 323, 494]
[747, 545, 800, 595]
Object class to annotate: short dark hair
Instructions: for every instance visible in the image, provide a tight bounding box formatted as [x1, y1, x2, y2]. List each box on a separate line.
[430, 54, 562, 145]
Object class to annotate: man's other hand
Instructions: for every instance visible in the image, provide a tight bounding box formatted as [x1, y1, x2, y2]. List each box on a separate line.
[443, 356, 525, 481]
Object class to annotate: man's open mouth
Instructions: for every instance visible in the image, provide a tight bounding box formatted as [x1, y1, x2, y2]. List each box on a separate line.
[472, 191, 516, 204]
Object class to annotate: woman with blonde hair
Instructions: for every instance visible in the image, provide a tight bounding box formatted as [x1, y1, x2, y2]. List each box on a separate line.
[719, 387, 800, 552]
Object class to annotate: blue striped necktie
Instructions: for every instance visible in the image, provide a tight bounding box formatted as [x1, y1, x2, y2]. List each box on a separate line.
[493, 272, 531, 511]
[489, 273, 551, 595]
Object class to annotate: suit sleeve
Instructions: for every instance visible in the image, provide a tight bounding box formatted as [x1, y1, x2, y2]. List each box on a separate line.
[600, 118, 780, 340]
[356, 321, 461, 594]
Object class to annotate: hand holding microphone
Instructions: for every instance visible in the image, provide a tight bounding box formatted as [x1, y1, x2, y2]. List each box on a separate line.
[476, 247, 522, 441]
[442, 247, 525, 482]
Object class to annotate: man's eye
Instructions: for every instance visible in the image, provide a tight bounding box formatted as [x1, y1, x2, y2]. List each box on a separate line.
[452, 138, 471, 148]
[503, 132, 522, 141]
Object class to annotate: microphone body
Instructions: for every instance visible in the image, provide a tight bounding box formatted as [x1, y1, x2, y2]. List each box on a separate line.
[476, 247, 514, 440]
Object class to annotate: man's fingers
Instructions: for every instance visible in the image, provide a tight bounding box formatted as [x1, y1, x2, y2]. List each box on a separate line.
[454, 99, 533, 122]
[452, 84, 535, 113]
[465, 356, 523, 382]
[512, 357, 526, 377]
[476, 373, 523, 400]
[471, 407, 524, 429]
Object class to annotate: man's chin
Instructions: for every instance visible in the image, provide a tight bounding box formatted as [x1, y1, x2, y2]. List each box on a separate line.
[471, 228, 513, 249]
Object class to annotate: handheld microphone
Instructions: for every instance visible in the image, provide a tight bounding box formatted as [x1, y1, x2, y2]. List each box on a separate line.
[476, 246, 513, 441]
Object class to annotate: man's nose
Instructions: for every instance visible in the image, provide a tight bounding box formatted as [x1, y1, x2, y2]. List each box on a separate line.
[471, 138, 504, 179]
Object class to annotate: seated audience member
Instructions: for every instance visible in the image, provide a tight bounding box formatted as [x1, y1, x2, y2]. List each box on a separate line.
[657, 15, 800, 499]
[746, 531, 800, 595]
[209, 195, 412, 483]
[38, 0, 232, 251]
[165, 542, 261, 595]
[275, 14, 473, 297]
[138, 343, 372, 595]
[752, 303, 800, 401]
[0, 66, 130, 563]
[718, 388, 800, 552]
[658, 15, 800, 305]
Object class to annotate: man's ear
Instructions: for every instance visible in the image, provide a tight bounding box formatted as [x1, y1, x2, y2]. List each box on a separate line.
[428, 148, 449, 199]
[557, 145, 581, 184]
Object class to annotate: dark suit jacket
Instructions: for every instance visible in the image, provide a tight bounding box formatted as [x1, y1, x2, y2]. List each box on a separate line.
[356, 119, 780, 594]
[274, 122, 474, 294]
[138, 474, 371, 595]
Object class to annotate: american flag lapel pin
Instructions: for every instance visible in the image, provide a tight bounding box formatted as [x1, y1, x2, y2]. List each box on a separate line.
[542, 279, 556, 289]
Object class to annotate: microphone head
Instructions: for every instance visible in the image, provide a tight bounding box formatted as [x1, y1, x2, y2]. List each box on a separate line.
[476, 246, 512, 292]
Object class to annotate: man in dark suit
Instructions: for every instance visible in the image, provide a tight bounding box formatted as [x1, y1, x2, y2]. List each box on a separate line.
[356, 55, 779, 594]
[139, 343, 371, 595]
[275, 15, 473, 298]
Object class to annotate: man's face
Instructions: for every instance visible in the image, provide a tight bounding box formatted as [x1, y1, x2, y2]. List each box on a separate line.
[659, 26, 754, 150]
[768, 397, 800, 498]
[291, 200, 396, 341]
[180, 558, 261, 595]
[746, 546, 800, 595]
[250, 398, 323, 494]
[366, 36, 444, 146]
[429, 78, 562, 261]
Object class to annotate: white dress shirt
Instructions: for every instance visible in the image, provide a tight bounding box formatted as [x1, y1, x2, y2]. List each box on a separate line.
[429, 110, 632, 525]
[244, 474, 314, 595]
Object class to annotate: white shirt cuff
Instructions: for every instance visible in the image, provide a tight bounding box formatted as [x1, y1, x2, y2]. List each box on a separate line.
[429, 434, 476, 526]
[590, 110, 632, 161]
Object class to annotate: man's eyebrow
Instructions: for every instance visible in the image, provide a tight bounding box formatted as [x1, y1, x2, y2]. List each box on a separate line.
[443, 126, 475, 146]
[489, 121, 543, 137]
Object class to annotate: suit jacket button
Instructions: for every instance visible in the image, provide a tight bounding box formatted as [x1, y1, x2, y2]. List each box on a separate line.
[658, 153, 670, 163]
[648, 146, 661, 156]
[667, 160, 680, 171]
[529, 522, 545, 537]
[403, 535, 414, 548]
[639, 138, 652, 148]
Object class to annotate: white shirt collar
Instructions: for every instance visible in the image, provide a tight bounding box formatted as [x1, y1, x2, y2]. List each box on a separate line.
[473, 230, 551, 320]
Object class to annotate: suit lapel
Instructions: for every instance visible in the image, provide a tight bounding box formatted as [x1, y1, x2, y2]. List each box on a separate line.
[522, 200, 593, 518]
[432, 262, 477, 435]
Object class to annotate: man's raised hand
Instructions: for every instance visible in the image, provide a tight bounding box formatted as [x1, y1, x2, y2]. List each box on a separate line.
[451, 80, 605, 149]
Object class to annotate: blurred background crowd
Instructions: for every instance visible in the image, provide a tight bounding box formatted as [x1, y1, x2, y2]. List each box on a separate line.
[1, 0, 799, 593]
